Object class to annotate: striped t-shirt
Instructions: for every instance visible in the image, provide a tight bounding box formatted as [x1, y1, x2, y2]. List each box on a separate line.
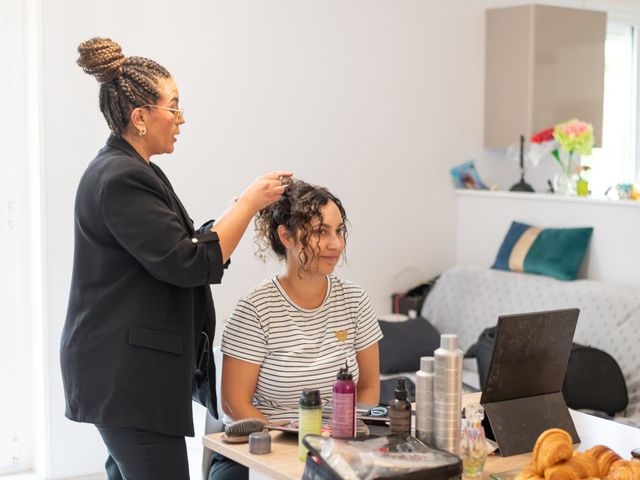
[221, 275, 383, 421]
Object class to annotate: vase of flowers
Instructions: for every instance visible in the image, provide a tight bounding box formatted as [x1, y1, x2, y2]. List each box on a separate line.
[530, 119, 595, 196]
[552, 148, 581, 195]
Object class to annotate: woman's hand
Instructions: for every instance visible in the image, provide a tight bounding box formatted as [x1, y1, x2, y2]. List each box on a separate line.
[237, 171, 293, 213]
[211, 171, 292, 262]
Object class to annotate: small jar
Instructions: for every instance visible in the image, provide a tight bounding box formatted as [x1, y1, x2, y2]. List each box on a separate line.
[248, 431, 271, 455]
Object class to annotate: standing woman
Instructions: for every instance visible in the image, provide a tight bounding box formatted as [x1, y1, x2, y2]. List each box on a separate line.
[60, 37, 291, 480]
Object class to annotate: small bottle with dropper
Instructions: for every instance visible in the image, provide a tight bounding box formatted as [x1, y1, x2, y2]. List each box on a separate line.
[389, 377, 411, 435]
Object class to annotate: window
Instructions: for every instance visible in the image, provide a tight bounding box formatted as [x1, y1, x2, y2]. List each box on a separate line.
[587, 21, 639, 196]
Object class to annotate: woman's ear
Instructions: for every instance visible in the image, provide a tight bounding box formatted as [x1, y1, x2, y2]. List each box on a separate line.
[277, 225, 294, 250]
[130, 107, 146, 133]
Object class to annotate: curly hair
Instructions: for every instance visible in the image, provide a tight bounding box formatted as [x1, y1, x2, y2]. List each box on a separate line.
[254, 179, 348, 276]
[77, 37, 171, 135]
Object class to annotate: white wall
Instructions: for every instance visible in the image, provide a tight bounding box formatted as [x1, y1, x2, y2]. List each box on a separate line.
[456, 190, 640, 287]
[39, 1, 488, 477]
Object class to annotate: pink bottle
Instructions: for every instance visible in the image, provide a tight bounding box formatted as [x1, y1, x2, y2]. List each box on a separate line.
[331, 362, 356, 438]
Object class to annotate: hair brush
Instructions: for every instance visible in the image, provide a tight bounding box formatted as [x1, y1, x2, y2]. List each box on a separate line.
[221, 418, 267, 444]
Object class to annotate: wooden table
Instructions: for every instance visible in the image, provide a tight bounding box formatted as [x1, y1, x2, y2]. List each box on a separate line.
[202, 393, 640, 480]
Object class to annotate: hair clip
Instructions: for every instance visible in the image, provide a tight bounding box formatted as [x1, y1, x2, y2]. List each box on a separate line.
[279, 176, 293, 188]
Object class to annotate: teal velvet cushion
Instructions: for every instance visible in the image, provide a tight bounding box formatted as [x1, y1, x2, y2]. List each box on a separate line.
[492, 221, 593, 281]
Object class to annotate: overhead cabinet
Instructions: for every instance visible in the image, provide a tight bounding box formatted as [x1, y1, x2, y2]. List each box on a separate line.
[484, 5, 606, 149]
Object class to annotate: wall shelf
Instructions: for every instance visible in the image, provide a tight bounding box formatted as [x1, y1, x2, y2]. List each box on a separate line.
[455, 189, 640, 209]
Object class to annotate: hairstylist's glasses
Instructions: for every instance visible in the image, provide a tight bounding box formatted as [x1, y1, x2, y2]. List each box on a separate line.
[141, 104, 184, 121]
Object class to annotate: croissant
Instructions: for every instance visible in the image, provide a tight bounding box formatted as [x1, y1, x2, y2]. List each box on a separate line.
[588, 445, 623, 477]
[543, 452, 600, 480]
[518, 428, 637, 480]
[605, 459, 640, 480]
[572, 452, 601, 478]
[543, 462, 581, 480]
[533, 428, 575, 474]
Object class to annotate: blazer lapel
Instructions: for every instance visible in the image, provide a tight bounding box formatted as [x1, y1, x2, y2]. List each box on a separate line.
[105, 135, 195, 234]
[149, 163, 195, 235]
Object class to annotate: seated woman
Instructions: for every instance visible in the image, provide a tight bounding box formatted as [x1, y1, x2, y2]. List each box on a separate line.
[210, 179, 382, 479]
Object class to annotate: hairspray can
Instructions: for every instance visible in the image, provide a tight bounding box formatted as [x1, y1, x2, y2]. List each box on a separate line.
[434, 334, 463, 454]
[415, 356, 434, 444]
[331, 363, 356, 438]
[298, 389, 322, 461]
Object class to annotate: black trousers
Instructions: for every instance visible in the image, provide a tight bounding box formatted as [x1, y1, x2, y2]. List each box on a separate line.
[96, 425, 190, 480]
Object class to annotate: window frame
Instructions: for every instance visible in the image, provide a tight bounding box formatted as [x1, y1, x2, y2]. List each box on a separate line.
[604, 13, 640, 184]
[634, 21, 640, 183]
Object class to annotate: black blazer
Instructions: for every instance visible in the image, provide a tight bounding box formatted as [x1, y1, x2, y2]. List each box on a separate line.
[61, 135, 226, 437]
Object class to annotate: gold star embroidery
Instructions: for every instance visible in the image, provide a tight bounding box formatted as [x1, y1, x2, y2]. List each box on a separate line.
[335, 330, 348, 342]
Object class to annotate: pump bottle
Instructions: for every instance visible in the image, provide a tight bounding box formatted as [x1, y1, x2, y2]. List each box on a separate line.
[332, 363, 356, 438]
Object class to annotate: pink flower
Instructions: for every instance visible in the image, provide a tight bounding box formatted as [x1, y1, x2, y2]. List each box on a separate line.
[558, 121, 589, 137]
[553, 119, 594, 156]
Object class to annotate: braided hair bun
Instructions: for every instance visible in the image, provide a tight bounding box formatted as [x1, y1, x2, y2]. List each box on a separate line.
[77, 37, 170, 135]
[77, 37, 125, 83]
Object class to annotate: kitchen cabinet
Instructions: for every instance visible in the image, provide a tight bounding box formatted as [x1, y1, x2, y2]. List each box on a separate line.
[484, 5, 606, 149]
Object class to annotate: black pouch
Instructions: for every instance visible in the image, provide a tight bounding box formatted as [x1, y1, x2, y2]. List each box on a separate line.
[192, 331, 218, 419]
[562, 344, 628, 416]
[302, 434, 462, 480]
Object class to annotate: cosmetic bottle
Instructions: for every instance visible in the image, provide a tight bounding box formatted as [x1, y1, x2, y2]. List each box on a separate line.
[415, 356, 434, 444]
[298, 389, 322, 462]
[332, 363, 356, 438]
[460, 403, 488, 477]
[434, 334, 463, 454]
[389, 377, 412, 435]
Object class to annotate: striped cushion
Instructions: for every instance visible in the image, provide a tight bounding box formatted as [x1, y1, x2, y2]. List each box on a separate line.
[492, 221, 593, 281]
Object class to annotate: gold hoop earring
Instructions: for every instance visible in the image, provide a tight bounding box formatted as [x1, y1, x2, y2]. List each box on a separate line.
[138, 127, 147, 136]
